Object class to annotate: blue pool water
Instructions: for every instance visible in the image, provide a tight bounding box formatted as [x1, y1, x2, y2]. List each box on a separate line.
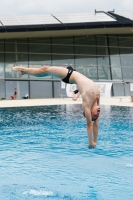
[0, 104, 133, 200]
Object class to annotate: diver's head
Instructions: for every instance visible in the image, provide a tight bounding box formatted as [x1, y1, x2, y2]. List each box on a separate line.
[91, 106, 100, 121]
[83, 106, 100, 121]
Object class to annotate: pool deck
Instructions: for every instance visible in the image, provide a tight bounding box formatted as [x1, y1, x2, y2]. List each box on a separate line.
[0, 96, 133, 108]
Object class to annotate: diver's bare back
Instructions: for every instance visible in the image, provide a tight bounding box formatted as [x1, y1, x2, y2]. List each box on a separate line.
[71, 71, 100, 104]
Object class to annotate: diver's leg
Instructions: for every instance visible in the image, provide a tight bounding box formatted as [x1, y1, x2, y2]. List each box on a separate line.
[11, 66, 49, 77]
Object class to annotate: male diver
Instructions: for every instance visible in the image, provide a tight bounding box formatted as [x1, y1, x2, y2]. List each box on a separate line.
[12, 66, 100, 148]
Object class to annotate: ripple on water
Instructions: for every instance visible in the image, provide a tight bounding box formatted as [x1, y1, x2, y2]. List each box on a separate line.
[0, 105, 133, 200]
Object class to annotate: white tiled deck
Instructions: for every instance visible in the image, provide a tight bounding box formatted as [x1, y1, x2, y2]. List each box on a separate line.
[0, 96, 133, 108]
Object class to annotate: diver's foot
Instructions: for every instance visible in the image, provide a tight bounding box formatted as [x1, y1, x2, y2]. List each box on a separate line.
[11, 66, 26, 75]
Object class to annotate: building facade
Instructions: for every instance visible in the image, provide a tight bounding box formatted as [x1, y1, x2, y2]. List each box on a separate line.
[0, 11, 133, 98]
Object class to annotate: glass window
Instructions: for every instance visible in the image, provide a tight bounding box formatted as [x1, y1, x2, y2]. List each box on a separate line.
[75, 66, 87, 76]
[118, 35, 133, 47]
[52, 37, 73, 45]
[97, 47, 109, 56]
[85, 66, 98, 79]
[5, 53, 15, 78]
[74, 35, 96, 45]
[74, 36, 96, 56]
[75, 45, 96, 55]
[53, 81, 61, 98]
[52, 55, 74, 67]
[109, 47, 119, 56]
[97, 56, 110, 67]
[5, 39, 16, 52]
[120, 56, 133, 66]
[5, 39, 17, 43]
[75, 55, 97, 67]
[122, 66, 133, 80]
[0, 80, 5, 99]
[110, 56, 121, 67]
[29, 44, 51, 53]
[0, 53, 4, 78]
[0, 40, 4, 52]
[96, 36, 107, 46]
[29, 38, 51, 44]
[5, 53, 28, 78]
[17, 43, 28, 53]
[29, 38, 51, 75]
[75, 65, 98, 79]
[108, 35, 118, 46]
[29, 54, 51, 78]
[52, 44, 74, 55]
[52, 37, 74, 66]
[96, 36, 109, 56]
[5, 81, 29, 99]
[98, 67, 111, 79]
[52, 37, 74, 55]
[5, 41, 16, 52]
[106, 35, 119, 56]
[5, 39, 28, 53]
[119, 47, 133, 56]
[111, 67, 122, 80]
[30, 81, 52, 98]
[29, 54, 51, 65]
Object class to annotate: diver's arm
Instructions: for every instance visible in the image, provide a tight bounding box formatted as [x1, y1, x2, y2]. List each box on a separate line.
[84, 107, 94, 148]
[87, 122, 93, 148]
[92, 118, 99, 148]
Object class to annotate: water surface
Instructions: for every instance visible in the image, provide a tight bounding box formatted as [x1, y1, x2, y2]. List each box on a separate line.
[0, 104, 133, 200]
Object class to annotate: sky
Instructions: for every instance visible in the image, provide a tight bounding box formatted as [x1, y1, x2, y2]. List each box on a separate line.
[0, 0, 132, 16]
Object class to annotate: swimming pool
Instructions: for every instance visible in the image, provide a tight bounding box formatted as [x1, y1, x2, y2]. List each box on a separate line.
[0, 104, 133, 200]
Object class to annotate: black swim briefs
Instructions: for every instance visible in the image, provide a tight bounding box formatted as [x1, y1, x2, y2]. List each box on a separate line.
[62, 66, 76, 84]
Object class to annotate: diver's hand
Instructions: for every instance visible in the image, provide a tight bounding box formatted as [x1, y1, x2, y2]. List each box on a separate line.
[88, 142, 96, 149]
